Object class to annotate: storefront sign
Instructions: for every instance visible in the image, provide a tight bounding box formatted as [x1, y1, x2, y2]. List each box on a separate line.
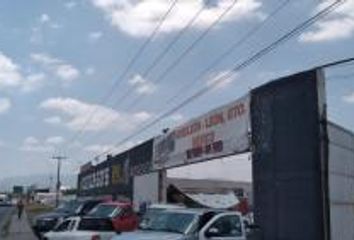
[153, 95, 250, 169]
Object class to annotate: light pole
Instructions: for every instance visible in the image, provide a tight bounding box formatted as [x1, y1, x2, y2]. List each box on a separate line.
[52, 156, 67, 207]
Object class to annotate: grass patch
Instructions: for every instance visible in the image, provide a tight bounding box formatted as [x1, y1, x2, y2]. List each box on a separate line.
[0, 208, 14, 238]
[26, 203, 55, 226]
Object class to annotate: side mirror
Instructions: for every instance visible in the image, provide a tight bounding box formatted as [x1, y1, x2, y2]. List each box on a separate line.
[205, 227, 220, 238]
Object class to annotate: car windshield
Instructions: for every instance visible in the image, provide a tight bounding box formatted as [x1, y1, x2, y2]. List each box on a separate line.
[56, 201, 82, 214]
[139, 211, 196, 234]
[89, 204, 120, 218]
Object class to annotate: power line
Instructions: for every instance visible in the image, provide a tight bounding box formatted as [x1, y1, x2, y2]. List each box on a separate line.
[124, 0, 240, 110]
[319, 57, 354, 69]
[160, 0, 292, 106]
[153, 0, 240, 85]
[92, 0, 345, 159]
[111, 0, 212, 107]
[116, 0, 291, 112]
[71, 0, 240, 152]
[59, 0, 180, 150]
[119, 0, 238, 109]
[107, 0, 239, 111]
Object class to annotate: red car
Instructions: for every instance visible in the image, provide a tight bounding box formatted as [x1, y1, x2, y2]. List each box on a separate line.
[88, 201, 138, 232]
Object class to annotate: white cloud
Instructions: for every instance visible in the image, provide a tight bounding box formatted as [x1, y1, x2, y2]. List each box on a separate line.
[206, 71, 237, 90]
[342, 92, 354, 103]
[21, 136, 55, 153]
[169, 113, 184, 122]
[31, 15, 61, 44]
[31, 53, 61, 65]
[24, 136, 40, 145]
[31, 53, 80, 83]
[46, 136, 65, 145]
[21, 73, 46, 93]
[65, 1, 77, 9]
[84, 141, 136, 155]
[0, 98, 11, 114]
[40, 97, 152, 132]
[44, 116, 62, 125]
[89, 31, 103, 41]
[128, 74, 156, 95]
[0, 52, 23, 88]
[299, 1, 354, 42]
[49, 23, 63, 29]
[84, 144, 115, 154]
[92, 0, 263, 37]
[40, 14, 51, 23]
[0, 52, 47, 92]
[56, 64, 80, 82]
[85, 67, 96, 75]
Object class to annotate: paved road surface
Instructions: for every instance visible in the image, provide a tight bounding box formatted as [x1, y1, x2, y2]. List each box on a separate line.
[4, 211, 37, 240]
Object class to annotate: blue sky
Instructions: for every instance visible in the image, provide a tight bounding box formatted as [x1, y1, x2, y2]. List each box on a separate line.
[0, 0, 353, 182]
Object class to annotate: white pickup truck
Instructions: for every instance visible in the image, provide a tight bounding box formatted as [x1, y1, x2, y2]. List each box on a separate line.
[43, 216, 118, 240]
[112, 209, 247, 240]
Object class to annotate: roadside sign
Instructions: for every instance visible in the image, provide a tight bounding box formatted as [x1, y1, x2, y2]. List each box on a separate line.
[153, 95, 250, 170]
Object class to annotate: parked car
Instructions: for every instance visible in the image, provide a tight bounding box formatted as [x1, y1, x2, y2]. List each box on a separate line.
[43, 216, 117, 240]
[112, 208, 247, 240]
[0, 194, 12, 206]
[138, 203, 185, 222]
[33, 199, 103, 236]
[88, 202, 138, 232]
[147, 203, 185, 212]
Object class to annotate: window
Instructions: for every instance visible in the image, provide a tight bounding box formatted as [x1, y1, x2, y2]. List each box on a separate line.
[207, 215, 242, 237]
[90, 204, 120, 218]
[54, 220, 71, 232]
[120, 206, 134, 217]
[81, 201, 101, 215]
[199, 212, 218, 230]
[139, 212, 196, 234]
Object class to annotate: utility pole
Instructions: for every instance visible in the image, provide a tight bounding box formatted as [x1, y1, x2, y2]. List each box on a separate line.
[52, 155, 67, 207]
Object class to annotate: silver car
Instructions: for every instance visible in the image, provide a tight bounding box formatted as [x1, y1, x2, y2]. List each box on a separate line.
[112, 209, 246, 240]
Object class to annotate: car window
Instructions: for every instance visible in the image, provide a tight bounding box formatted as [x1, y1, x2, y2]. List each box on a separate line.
[78, 218, 114, 232]
[57, 201, 82, 214]
[81, 201, 100, 215]
[199, 212, 218, 230]
[90, 204, 120, 218]
[55, 220, 72, 232]
[207, 215, 243, 237]
[139, 211, 196, 234]
[120, 206, 134, 217]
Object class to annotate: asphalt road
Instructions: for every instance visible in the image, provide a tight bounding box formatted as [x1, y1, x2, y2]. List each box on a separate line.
[0, 206, 13, 226]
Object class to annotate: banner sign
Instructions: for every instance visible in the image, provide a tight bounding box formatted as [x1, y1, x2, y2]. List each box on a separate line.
[153, 95, 250, 170]
[78, 154, 132, 197]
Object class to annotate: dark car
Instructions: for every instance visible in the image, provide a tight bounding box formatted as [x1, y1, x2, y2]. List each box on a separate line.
[33, 199, 103, 237]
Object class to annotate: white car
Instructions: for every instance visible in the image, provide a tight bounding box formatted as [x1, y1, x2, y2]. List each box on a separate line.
[43, 216, 118, 240]
[113, 209, 247, 240]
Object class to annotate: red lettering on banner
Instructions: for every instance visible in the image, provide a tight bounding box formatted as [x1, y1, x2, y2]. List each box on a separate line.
[205, 112, 225, 128]
[227, 103, 246, 120]
[175, 121, 202, 138]
[192, 132, 215, 148]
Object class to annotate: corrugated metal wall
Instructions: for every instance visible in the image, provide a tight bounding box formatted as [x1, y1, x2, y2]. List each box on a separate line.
[328, 122, 354, 240]
[251, 69, 327, 240]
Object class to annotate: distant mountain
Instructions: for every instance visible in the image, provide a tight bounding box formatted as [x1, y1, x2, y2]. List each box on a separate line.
[0, 174, 77, 192]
